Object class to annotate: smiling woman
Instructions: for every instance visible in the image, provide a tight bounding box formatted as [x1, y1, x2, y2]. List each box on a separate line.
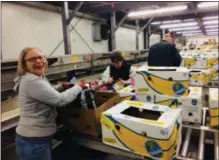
[14, 47, 84, 160]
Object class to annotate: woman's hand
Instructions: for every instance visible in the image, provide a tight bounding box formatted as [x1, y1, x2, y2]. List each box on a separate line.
[107, 77, 114, 84]
[62, 82, 73, 89]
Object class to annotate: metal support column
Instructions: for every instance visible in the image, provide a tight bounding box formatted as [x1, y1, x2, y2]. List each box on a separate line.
[61, 2, 72, 55]
[110, 11, 116, 51]
[198, 130, 205, 160]
[136, 20, 139, 50]
[181, 128, 192, 157]
[215, 132, 219, 160]
[144, 28, 150, 49]
[66, 2, 84, 25]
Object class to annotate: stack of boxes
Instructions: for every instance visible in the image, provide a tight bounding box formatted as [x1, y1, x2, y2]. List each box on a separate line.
[180, 51, 218, 87]
[134, 66, 203, 124]
[208, 88, 219, 127]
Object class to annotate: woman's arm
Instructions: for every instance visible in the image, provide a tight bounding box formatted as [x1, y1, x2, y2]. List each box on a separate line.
[26, 78, 82, 107]
[102, 66, 111, 84]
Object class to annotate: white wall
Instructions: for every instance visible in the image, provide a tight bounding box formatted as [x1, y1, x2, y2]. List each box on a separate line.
[2, 2, 108, 60]
[149, 34, 160, 46]
[116, 27, 144, 50]
[186, 35, 218, 46]
[2, 2, 145, 60]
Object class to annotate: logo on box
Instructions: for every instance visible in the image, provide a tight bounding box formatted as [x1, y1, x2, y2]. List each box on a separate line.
[145, 140, 163, 158]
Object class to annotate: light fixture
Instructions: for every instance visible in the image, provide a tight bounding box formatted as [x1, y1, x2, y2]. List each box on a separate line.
[203, 20, 218, 25]
[160, 22, 197, 29]
[205, 25, 218, 29]
[162, 20, 181, 24]
[128, 5, 187, 17]
[183, 19, 195, 22]
[207, 32, 218, 35]
[151, 21, 162, 25]
[169, 26, 199, 31]
[183, 33, 204, 36]
[197, 2, 218, 8]
[181, 30, 202, 34]
[203, 16, 218, 20]
[206, 29, 219, 32]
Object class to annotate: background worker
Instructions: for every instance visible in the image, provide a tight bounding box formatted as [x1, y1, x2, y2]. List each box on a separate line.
[148, 32, 182, 67]
[102, 51, 136, 85]
[14, 47, 84, 160]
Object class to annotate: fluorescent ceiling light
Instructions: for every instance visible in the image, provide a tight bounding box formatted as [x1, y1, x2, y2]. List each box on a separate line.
[207, 32, 218, 35]
[206, 29, 219, 32]
[151, 21, 161, 25]
[183, 19, 195, 22]
[160, 22, 197, 29]
[203, 16, 218, 20]
[128, 5, 187, 17]
[170, 26, 199, 31]
[197, 2, 218, 8]
[183, 33, 204, 36]
[205, 25, 218, 29]
[181, 30, 202, 34]
[162, 20, 181, 24]
[203, 20, 218, 25]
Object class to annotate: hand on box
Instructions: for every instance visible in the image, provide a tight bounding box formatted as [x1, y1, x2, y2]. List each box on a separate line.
[107, 77, 114, 84]
[62, 82, 73, 89]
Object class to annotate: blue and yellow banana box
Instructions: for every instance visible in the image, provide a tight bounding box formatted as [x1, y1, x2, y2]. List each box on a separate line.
[101, 100, 182, 160]
[117, 85, 136, 101]
[188, 69, 209, 86]
[188, 69, 218, 86]
[135, 67, 189, 97]
[208, 88, 219, 127]
[136, 87, 202, 124]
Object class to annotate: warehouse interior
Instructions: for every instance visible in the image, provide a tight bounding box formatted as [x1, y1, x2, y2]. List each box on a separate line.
[1, 1, 219, 160]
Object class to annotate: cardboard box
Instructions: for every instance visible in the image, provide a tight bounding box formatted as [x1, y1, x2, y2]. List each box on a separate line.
[207, 69, 218, 82]
[58, 92, 121, 136]
[136, 87, 202, 123]
[208, 88, 219, 127]
[188, 69, 209, 86]
[101, 100, 182, 160]
[135, 67, 189, 97]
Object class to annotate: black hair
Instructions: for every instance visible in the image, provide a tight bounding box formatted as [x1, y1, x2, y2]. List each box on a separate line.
[110, 51, 124, 63]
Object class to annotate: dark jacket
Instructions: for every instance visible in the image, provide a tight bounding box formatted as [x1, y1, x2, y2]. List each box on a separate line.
[148, 40, 182, 67]
[110, 61, 131, 81]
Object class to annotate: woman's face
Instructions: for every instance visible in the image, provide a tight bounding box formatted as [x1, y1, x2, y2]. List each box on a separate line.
[24, 49, 46, 77]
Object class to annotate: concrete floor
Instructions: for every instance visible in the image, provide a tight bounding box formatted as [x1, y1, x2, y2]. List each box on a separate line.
[2, 142, 133, 160]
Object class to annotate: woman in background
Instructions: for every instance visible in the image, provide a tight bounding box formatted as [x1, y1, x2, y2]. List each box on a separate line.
[102, 51, 136, 85]
[14, 47, 83, 160]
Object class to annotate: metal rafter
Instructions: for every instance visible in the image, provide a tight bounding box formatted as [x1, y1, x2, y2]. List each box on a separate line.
[138, 17, 154, 35]
[66, 2, 84, 25]
[114, 10, 130, 32]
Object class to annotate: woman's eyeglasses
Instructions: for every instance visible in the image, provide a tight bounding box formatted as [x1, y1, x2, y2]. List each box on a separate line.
[25, 56, 45, 63]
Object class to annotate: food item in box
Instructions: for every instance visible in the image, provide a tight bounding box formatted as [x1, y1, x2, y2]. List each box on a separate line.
[135, 67, 189, 97]
[101, 100, 182, 160]
[208, 88, 219, 127]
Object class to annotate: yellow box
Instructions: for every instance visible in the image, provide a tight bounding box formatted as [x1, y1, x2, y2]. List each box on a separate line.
[101, 100, 182, 160]
[136, 87, 202, 123]
[135, 67, 189, 97]
[209, 88, 219, 127]
[188, 69, 209, 86]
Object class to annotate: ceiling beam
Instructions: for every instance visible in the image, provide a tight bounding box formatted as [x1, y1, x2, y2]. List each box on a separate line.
[66, 2, 84, 25]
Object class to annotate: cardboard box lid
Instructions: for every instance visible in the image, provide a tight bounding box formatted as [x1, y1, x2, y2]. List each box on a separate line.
[137, 66, 188, 73]
[209, 88, 219, 102]
[188, 87, 202, 98]
[103, 100, 181, 126]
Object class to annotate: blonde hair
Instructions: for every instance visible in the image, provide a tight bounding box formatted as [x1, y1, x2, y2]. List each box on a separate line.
[17, 47, 48, 76]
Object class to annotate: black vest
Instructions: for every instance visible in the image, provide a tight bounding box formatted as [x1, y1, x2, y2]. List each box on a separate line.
[110, 61, 131, 81]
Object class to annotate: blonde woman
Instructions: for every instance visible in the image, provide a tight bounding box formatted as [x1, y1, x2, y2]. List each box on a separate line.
[14, 47, 83, 160]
